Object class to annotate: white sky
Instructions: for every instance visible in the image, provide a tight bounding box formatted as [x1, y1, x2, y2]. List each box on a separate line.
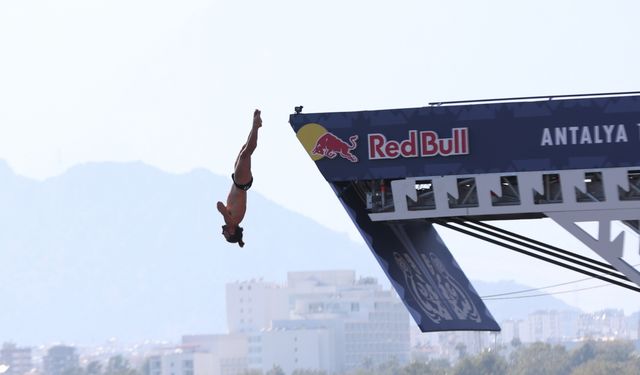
[1, 0, 640, 313]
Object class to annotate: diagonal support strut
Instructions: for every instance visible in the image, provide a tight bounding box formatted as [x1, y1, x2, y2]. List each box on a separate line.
[547, 209, 640, 287]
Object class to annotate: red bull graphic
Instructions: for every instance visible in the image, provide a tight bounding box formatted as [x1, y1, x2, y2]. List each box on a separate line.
[368, 128, 469, 160]
[297, 123, 468, 165]
[312, 133, 359, 162]
[296, 123, 359, 163]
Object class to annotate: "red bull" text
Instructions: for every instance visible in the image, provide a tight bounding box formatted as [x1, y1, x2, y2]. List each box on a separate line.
[368, 128, 469, 160]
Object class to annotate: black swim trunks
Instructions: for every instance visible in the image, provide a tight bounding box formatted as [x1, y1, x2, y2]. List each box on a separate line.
[232, 173, 253, 191]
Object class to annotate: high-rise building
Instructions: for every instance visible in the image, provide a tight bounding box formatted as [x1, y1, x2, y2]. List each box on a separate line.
[525, 310, 560, 343]
[252, 325, 333, 374]
[149, 270, 410, 375]
[522, 310, 579, 343]
[0, 343, 33, 375]
[241, 270, 410, 374]
[225, 279, 289, 333]
[578, 309, 627, 339]
[499, 319, 523, 345]
[43, 345, 78, 375]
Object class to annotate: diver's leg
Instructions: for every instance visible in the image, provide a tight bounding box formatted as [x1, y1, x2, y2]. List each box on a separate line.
[233, 110, 261, 183]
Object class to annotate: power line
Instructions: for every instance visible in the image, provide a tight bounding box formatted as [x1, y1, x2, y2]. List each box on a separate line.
[482, 283, 612, 300]
[480, 277, 593, 298]
[482, 267, 639, 300]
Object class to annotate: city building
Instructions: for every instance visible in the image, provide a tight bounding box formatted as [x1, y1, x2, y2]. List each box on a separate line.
[252, 325, 333, 374]
[147, 333, 250, 375]
[499, 319, 523, 346]
[147, 350, 213, 375]
[242, 270, 411, 374]
[43, 345, 78, 375]
[183, 334, 248, 375]
[0, 343, 33, 375]
[521, 310, 579, 343]
[436, 331, 492, 361]
[225, 279, 289, 333]
[578, 309, 628, 340]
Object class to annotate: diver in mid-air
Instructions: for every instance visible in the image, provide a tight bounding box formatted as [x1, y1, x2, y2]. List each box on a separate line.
[217, 109, 262, 247]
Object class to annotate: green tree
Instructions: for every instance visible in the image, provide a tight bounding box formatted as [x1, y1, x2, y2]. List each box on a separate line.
[361, 357, 374, 371]
[85, 361, 103, 375]
[239, 370, 263, 375]
[621, 357, 640, 374]
[428, 358, 452, 371]
[291, 370, 326, 375]
[61, 367, 84, 375]
[104, 355, 138, 375]
[593, 340, 635, 362]
[570, 359, 626, 375]
[265, 365, 285, 375]
[345, 368, 375, 375]
[568, 341, 640, 375]
[455, 343, 468, 359]
[398, 359, 452, 375]
[510, 337, 522, 348]
[452, 357, 475, 375]
[568, 340, 596, 369]
[509, 342, 570, 375]
[400, 361, 432, 375]
[453, 351, 506, 375]
[375, 358, 400, 375]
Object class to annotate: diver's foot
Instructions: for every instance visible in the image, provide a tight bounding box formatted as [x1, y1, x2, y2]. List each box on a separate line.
[253, 109, 262, 128]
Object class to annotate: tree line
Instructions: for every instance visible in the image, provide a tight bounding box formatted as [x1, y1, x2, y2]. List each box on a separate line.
[241, 340, 640, 375]
[63, 340, 640, 375]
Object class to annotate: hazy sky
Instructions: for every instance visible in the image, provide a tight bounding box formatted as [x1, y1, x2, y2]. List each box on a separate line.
[1, 1, 640, 313]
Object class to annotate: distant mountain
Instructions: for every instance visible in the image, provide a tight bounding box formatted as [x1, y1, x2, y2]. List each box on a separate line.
[0, 161, 580, 345]
[0, 161, 384, 345]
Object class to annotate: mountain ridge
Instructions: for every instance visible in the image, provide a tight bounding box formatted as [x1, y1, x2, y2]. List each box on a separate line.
[0, 160, 579, 345]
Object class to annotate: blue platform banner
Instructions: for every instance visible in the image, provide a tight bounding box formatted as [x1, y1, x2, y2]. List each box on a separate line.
[332, 181, 500, 332]
[290, 95, 640, 181]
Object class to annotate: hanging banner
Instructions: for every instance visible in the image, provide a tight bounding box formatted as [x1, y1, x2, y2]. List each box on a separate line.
[333, 181, 499, 331]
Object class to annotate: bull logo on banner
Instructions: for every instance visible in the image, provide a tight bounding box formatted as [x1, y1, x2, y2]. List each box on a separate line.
[297, 123, 359, 163]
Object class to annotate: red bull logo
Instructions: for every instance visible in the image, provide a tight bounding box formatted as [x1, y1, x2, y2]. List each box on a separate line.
[368, 128, 469, 160]
[297, 123, 359, 163]
[297, 123, 469, 163]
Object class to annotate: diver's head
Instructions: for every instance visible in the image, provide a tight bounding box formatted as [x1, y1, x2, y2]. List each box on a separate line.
[222, 225, 245, 247]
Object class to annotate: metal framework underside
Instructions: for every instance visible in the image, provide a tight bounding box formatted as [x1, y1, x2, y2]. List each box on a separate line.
[351, 166, 640, 291]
